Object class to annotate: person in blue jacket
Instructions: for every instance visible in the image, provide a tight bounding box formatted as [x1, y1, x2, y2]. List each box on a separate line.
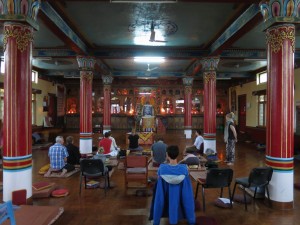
[149, 145, 195, 225]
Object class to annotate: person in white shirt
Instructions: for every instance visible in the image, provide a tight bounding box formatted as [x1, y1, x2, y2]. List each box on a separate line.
[108, 131, 119, 156]
[185, 130, 204, 155]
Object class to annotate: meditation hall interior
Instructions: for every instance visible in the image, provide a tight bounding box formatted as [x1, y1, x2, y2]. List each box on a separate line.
[0, 0, 300, 225]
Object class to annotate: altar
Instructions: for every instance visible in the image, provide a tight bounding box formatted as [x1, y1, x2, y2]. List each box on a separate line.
[126, 132, 154, 145]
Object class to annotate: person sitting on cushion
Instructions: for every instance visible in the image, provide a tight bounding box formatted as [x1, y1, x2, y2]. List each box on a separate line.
[184, 129, 204, 155]
[65, 136, 81, 165]
[151, 136, 167, 167]
[128, 128, 143, 151]
[99, 132, 113, 154]
[45, 136, 74, 177]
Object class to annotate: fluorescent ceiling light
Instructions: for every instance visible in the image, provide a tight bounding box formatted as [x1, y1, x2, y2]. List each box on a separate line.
[216, 77, 231, 80]
[134, 57, 165, 63]
[111, 0, 177, 3]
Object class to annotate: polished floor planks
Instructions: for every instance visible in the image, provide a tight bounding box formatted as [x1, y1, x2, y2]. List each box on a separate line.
[5, 130, 300, 225]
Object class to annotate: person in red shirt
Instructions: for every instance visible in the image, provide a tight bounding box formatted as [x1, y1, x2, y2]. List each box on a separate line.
[99, 132, 112, 154]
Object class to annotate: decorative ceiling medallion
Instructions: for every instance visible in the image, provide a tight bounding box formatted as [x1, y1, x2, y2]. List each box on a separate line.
[128, 20, 178, 37]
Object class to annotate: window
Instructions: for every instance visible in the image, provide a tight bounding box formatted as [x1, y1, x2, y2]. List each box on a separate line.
[258, 94, 267, 127]
[32, 70, 38, 84]
[0, 58, 4, 74]
[32, 94, 36, 124]
[0, 89, 3, 121]
[257, 71, 267, 84]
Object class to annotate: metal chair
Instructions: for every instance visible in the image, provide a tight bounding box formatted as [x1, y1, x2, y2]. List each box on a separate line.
[0, 201, 16, 225]
[231, 166, 273, 210]
[195, 168, 233, 211]
[79, 158, 110, 195]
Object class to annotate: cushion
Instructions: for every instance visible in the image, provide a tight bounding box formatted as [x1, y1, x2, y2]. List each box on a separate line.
[126, 167, 146, 174]
[233, 194, 252, 204]
[32, 183, 57, 199]
[51, 189, 69, 197]
[32, 181, 53, 191]
[214, 198, 232, 208]
[38, 164, 50, 175]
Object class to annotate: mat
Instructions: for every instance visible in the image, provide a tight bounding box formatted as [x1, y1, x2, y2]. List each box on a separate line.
[2, 205, 64, 225]
[44, 167, 80, 178]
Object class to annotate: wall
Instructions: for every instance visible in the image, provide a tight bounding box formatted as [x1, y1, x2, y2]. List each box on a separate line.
[232, 67, 300, 128]
[0, 74, 57, 126]
[32, 79, 57, 126]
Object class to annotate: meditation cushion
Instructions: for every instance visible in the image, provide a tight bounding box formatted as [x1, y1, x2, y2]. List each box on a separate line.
[32, 181, 53, 191]
[38, 164, 50, 175]
[51, 189, 69, 197]
[32, 183, 57, 199]
[233, 194, 252, 204]
[214, 198, 232, 208]
[294, 183, 300, 190]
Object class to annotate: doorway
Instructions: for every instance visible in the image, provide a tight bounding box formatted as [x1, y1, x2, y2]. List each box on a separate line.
[238, 94, 246, 133]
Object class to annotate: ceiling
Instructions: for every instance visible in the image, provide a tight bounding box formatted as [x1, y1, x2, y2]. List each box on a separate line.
[3, 0, 300, 85]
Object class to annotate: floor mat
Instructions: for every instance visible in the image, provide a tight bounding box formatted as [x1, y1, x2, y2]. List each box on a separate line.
[44, 167, 80, 178]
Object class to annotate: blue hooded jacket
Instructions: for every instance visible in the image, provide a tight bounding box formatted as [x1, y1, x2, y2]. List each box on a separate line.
[149, 164, 195, 225]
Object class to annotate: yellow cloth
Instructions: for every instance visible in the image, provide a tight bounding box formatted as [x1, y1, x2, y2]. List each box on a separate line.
[138, 132, 153, 142]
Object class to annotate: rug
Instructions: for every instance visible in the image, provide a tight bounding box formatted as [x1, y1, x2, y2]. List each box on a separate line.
[44, 167, 80, 178]
[2, 205, 64, 225]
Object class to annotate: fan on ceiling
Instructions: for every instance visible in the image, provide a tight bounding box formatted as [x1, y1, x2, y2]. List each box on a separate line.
[149, 21, 167, 43]
[146, 63, 158, 72]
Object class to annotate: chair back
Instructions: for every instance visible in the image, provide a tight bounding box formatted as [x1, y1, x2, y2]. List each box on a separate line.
[0, 201, 16, 225]
[125, 155, 147, 168]
[248, 167, 273, 187]
[80, 159, 105, 175]
[205, 168, 233, 188]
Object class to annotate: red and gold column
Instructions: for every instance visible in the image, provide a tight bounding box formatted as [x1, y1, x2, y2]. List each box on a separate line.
[102, 75, 113, 133]
[0, 1, 41, 201]
[183, 77, 193, 139]
[77, 56, 95, 154]
[200, 57, 219, 154]
[260, 0, 299, 209]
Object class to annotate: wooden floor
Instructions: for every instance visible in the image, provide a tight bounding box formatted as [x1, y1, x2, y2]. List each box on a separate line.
[8, 130, 300, 224]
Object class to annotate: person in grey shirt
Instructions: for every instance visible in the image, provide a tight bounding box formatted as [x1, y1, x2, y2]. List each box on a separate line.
[151, 136, 167, 166]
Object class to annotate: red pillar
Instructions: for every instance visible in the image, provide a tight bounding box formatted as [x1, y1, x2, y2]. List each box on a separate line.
[1, 1, 40, 201]
[102, 75, 113, 133]
[77, 56, 95, 154]
[201, 57, 219, 154]
[259, 0, 298, 209]
[183, 77, 193, 139]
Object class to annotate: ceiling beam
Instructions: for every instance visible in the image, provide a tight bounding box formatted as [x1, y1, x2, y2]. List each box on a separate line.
[209, 4, 262, 55]
[40, 1, 89, 54]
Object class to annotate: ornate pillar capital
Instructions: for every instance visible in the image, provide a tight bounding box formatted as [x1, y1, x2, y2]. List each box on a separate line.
[102, 75, 113, 85]
[203, 71, 216, 84]
[266, 25, 295, 53]
[0, 0, 41, 30]
[77, 55, 96, 71]
[200, 57, 220, 71]
[182, 77, 194, 86]
[260, 0, 300, 28]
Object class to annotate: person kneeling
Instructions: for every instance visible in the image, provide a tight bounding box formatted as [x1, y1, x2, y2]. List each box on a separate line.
[45, 136, 74, 177]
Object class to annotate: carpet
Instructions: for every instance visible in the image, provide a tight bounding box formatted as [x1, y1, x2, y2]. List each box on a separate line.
[2, 205, 64, 225]
[44, 167, 80, 178]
